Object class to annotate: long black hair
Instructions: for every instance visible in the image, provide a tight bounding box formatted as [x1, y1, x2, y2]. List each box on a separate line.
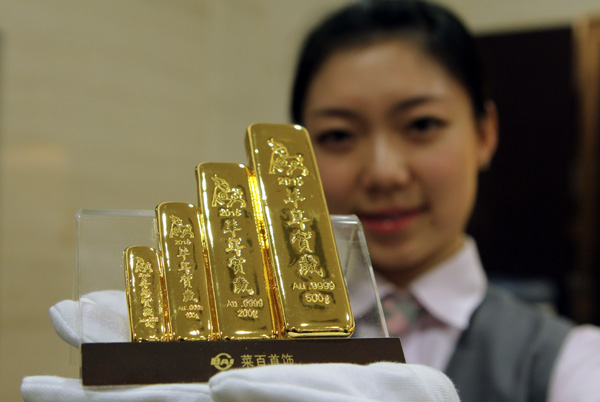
[291, 0, 488, 123]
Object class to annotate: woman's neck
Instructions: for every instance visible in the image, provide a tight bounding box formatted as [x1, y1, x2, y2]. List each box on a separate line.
[376, 236, 466, 288]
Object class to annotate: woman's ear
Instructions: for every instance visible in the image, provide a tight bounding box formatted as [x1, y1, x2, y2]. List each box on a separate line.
[476, 101, 499, 171]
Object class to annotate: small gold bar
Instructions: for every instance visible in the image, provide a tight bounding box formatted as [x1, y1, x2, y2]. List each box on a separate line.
[246, 123, 355, 338]
[196, 162, 278, 340]
[124, 246, 170, 342]
[156, 202, 215, 341]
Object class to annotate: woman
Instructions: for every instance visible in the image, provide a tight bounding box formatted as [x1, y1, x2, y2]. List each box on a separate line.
[291, 1, 600, 401]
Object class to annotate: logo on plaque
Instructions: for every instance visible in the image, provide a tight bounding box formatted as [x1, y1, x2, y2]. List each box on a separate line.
[211, 353, 235, 371]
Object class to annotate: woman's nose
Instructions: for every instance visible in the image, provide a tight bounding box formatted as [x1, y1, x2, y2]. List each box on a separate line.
[361, 135, 411, 190]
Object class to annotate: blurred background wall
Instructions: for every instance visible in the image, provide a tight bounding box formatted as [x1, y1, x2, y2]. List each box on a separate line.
[1, 0, 599, 400]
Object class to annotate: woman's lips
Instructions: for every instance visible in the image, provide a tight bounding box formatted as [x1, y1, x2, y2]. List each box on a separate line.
[359, 208, 423, 235]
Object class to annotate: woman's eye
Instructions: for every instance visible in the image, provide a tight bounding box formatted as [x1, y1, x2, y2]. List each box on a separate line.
[407, 117, 445, 137]
[313, 129, 355, 151]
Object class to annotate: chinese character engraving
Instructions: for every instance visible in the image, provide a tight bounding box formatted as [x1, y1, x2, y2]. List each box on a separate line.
[177, 246, 191, 260]
[225, 237, 245, 257]
[178, 260, 192, 272]
[281, 354, 294, 364]
[233, 276, 254, 295]
[223, 219, 242, 237]
[134, 256, 157, 328]
[284, 187, 306, 208]
[298, 254, 325, 278]
[182, 288, 197, 303]
[286, 208, 311, 230]
[241, 354, 254, 368]
[180, 272, 193, 288]
[228, 255, 247, 275]
[290, 229, 314, 253]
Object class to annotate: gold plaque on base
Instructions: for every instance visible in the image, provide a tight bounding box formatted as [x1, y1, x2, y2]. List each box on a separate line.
[124, 246, 170, 342]
[246, 123, 355, 338]
[196, 162, 278, 340]
[156, 202, 215, 341]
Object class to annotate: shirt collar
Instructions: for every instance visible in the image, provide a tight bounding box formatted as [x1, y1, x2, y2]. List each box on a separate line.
[377, 237, 487, 330]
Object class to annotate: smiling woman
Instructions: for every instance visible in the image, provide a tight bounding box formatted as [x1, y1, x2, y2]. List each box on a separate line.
[302, 39, 496, 286]
[290, 1, 600, 401]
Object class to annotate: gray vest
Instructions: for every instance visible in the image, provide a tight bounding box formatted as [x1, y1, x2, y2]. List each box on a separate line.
[445, 286, 572, 402]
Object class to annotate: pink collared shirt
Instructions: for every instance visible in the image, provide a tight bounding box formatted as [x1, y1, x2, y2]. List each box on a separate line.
[376, 238, 600, 402]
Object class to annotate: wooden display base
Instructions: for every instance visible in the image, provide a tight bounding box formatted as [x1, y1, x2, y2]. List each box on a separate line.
[82, 337, 405, 385]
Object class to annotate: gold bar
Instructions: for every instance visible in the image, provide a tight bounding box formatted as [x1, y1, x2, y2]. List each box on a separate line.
[246, 123, 355, 338]
[196, 162, 278, 340]
[124, 246, 170, 342]
[156, 202, 215, 341]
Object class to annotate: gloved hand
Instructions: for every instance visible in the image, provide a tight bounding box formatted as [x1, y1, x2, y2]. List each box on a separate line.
[22, 291, 461, 402]
[209, 361, 460, 402]
[21, 376, 211, 402]
[22, 363, 459, 402]
[49, 289, 129, 346]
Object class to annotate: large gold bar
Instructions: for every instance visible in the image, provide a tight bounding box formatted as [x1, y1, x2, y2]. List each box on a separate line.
[196, 162, 278, 340]
[246, 123, 355, 337]
[124, 246, 170, 342]
[156, 202, 215, 341]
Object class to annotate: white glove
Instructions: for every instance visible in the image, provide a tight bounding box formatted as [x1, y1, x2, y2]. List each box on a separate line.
[22, 362, 459, 402]
[209, 362, 460, 402]
[21, 376, 211, 402]
[49, 290, 129, 346]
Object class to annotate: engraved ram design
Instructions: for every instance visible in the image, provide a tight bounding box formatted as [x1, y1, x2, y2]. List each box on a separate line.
[267, 137, 309, 177]
[211, 176, 246, 209]
[169, 215, 194, 238]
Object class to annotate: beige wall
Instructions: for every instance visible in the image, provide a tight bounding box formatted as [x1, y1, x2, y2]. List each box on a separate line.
[438, 0, 600, 32]
[1, 0, 599, 400]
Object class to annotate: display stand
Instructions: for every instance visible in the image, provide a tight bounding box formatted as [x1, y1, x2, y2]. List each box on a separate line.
[76, 210, 402, 385]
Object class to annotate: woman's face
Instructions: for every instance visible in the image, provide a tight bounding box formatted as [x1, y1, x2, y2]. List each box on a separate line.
[303, 40, 497, 286]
